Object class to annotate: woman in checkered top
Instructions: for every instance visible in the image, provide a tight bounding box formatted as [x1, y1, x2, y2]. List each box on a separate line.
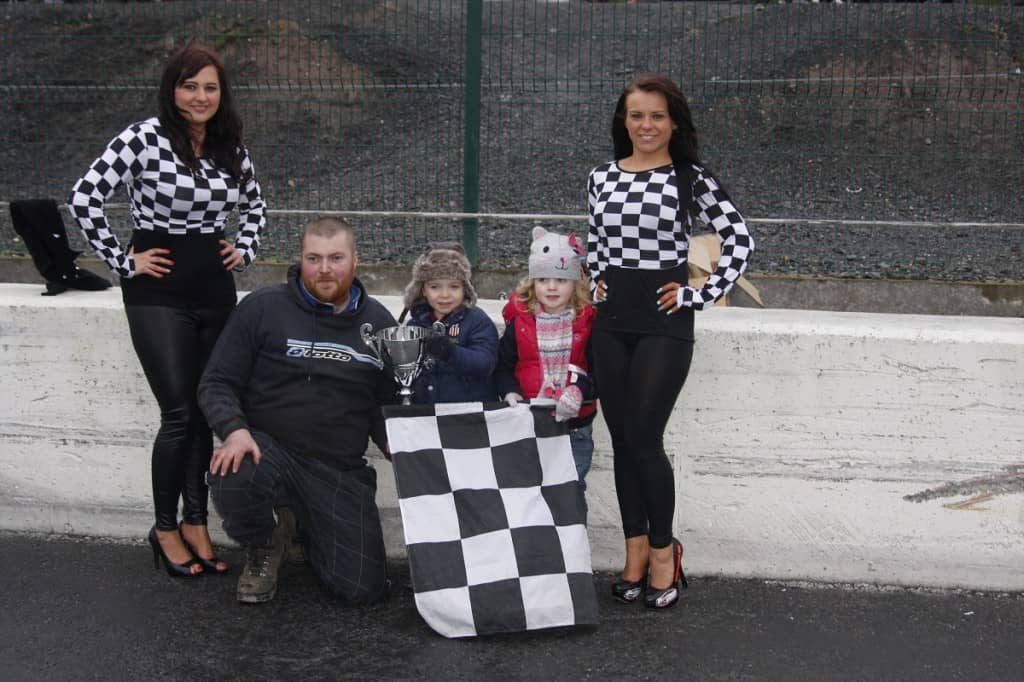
[587, 73, 754, 610]
[68, 44, 266, 578]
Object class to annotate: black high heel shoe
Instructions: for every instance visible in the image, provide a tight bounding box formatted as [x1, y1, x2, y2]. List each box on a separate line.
[644, 539, 686, 610]
[179, 522, 230, 575]
[611, 576, 647, 603]
[147, 527, 202, 578]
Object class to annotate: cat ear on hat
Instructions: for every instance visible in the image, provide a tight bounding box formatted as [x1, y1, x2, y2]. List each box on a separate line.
[567, 232, 584, 256]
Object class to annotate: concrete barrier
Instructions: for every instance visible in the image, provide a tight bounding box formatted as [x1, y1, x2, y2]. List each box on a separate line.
[1, 283, 1021, 590]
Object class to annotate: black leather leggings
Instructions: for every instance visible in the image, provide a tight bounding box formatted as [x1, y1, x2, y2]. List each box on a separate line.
[592, 330, 694, 549]
[125, 305, 233, 531]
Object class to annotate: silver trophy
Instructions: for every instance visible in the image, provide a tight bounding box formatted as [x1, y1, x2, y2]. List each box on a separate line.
[361, 322, 446, 405]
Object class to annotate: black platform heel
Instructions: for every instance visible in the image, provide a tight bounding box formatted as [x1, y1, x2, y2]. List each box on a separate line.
[147, 527, 202, 578]
[644, 539, 686, 610]
[179, 523, 230, 575]
[611, 576, 647, 603]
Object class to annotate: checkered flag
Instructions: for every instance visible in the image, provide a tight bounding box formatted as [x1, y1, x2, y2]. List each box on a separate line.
[384, 401, 598, 638]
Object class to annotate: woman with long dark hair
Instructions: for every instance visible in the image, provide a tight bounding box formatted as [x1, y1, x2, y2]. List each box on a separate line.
[587, 73, 753, 609]
[69, 43, 266, 577]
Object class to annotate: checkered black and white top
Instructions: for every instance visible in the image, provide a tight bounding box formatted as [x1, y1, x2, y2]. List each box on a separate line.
[68, 117, 266, 278]
[587, 161, 753, 309]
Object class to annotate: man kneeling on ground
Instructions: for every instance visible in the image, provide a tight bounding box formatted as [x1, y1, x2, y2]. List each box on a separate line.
[198, 217, 397, 604]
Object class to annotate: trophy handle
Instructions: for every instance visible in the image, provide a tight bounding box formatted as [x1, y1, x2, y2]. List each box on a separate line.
[360, 323, 380, 360]
[431, 321, 447, 337]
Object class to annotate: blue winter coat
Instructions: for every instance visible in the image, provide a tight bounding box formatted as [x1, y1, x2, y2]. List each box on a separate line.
[406, 303, 499, 404]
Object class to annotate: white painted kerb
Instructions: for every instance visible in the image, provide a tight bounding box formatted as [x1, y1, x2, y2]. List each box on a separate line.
[1, 284, 1021, 590]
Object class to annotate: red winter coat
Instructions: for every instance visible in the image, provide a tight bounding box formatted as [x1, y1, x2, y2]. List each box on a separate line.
[496, 297, 597, 422]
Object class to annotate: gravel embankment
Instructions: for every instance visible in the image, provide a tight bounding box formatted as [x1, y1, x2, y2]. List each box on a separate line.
[1, 1, 1021, 282]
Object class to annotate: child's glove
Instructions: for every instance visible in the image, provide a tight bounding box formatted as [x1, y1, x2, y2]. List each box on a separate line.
[554, 385, 583, 422]
[504, 392, 524, 407]
[425, 333, 454, 362]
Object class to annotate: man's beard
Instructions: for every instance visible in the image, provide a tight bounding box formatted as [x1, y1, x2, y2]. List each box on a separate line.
[305, 276, 348, 305]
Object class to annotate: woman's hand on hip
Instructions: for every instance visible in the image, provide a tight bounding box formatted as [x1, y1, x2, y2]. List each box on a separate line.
[129, 246, 173, 278]
[656, 282, 683, 315]
[219, 240, 244, 271]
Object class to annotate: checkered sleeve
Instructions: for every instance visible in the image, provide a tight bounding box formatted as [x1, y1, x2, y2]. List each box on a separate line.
[676, 168, 755, 310]
[67, 124, 149, 277]
[232, 147, 266, 267]
[585, 169, 606, 296]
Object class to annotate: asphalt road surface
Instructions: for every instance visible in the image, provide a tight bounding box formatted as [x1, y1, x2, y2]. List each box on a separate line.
[2, 532, 1021, 681]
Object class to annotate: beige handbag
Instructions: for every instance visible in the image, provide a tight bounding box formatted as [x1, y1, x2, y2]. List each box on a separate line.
[687, 233, 764, 307]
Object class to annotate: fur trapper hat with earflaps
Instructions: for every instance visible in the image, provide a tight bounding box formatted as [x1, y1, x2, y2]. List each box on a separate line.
[402, 242, 478, 309]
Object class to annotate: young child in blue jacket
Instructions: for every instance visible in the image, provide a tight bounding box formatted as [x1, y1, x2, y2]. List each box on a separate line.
[401, 243, 499, 404]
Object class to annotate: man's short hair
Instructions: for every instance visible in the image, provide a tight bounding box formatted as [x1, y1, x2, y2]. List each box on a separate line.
[301, 216, 356, 251]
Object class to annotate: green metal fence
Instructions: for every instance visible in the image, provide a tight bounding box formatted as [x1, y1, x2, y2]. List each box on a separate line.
[0, 0, 1021, 271]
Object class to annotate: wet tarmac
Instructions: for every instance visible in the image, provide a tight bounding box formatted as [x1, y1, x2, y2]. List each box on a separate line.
[1, 532, 1021, 681]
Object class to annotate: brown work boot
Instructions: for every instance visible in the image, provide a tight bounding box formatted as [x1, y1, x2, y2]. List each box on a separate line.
[273, 506, 307, 565]
[286, 537, 308, 565]
[236, 510, 293, 604]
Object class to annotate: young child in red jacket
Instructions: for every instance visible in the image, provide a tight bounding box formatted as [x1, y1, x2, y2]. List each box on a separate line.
[495, 226, 597, 518]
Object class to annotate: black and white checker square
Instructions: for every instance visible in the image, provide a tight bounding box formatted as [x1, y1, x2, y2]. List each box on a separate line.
[385, 401, 597, 638]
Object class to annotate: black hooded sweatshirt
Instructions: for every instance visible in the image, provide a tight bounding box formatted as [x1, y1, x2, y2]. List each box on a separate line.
[198, 265, 398, 470]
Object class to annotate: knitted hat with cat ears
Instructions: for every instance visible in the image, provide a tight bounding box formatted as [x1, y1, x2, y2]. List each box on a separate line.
[528, 226, 584, 280]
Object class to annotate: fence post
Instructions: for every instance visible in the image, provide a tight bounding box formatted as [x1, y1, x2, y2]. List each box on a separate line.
[462, 0, 482, 265]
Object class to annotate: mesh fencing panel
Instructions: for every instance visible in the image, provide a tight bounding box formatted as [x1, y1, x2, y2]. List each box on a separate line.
[1, 1, 1021, 277]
